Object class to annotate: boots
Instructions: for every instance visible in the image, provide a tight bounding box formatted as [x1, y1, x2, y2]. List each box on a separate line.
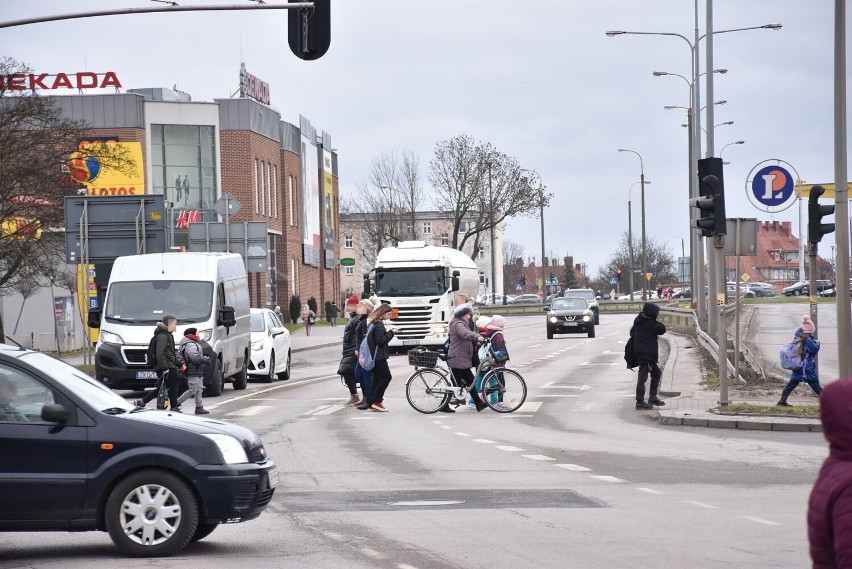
[776, 396, 792, 407]
[345, 394, 360, 406]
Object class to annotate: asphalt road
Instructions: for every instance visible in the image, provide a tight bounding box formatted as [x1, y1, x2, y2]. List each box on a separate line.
[1, 314, 827, 568]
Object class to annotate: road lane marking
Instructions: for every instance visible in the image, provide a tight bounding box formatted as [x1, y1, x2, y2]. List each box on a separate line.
[225, 405, 272, 417]
[684, 501, 718, 509]
[540, 381, 554, 388]
[528, 344, 541, 348]
[441, 425, 452, 430]
[360, 547, 386, 559]
[742, 516, 781, 526]
[501, 414, 533, 418]
[398, 565, 421, 569]
[590, 475, 625, 483]
[517, 401, 543, 412]
[433, 420, 443, 424]
[540, 385, 592, 390]
[579, 362, 620, 366]
[205, 373, 340, 410]
[473, 438, 496, 444]
[555, 464, 591, 472]
[496, 445, 525, 452]
[522, 454, 556, 461]
[350, 416, 375, 420]
[635, 487, 664, 495]
[455, 432, 470, 437]
[313, 405, 345, 415]
[303, 405, 331, 415]
[535, 394, 580, 397]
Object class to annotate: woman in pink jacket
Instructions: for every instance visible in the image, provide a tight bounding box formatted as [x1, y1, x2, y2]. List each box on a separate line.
[808, 378, 852, 568]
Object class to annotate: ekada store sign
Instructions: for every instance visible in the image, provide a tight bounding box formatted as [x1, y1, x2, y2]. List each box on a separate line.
[1, 71, 122, 91]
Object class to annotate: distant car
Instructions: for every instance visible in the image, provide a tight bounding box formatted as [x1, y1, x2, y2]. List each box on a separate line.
[249, 308, 291, 383]
[617, 290, 657, 301]
[803, 280, 834, 295]
[474, 294, 514, 306]
[564, 288, 600, 324]
[726, 282, 756, 298]
[672, 288, 692, 299]
[0, 345, 277, 557]
[545, 297, 595, 339]
[509, 294, 542, 304]
[748, 282, 777, 297]
[782, 281, 807, 296]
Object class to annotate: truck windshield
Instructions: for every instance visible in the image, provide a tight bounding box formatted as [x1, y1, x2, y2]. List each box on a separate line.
[105, 281, 214, 323]
[376, 269, 446, 297]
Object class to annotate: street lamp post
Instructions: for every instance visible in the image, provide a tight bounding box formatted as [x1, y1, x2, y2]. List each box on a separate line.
[628, 180, 651, 301]
[619, 149, 647, 300]
[674, 235, 686, 291]
[520, 169, 545, 296]
[719, 140, 745, 159]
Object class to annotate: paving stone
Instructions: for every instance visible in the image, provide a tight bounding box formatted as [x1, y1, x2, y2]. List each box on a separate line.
[706, 417, 737, 429]
[682, 417, 709, 427]
[772, 422, 812, 432]
[737, 420, 772, 430]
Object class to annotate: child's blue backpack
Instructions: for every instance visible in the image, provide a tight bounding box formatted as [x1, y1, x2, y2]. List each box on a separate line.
[779, 341, 803, 371]
[358, 324, 378, 371]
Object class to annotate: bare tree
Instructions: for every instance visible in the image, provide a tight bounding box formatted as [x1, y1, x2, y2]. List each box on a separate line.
[502, 240, 526, 293]
[0, 57, 135, 342]
[429, 134, 550, 261]
[594, 232, 678, 293]
[345, 150, 427, 270]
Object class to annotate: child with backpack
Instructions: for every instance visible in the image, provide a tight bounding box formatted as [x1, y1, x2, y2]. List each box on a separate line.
[176, 328, 211, 415]
[777, 315, 823, 407]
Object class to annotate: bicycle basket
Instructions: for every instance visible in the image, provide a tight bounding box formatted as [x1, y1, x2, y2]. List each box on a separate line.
[408, 347, 439, 368]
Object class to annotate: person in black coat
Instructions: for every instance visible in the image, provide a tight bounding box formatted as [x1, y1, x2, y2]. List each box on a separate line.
[631, 302, 667, 410]
[338, 295, 362, 405]
[366, 304, 395, 412]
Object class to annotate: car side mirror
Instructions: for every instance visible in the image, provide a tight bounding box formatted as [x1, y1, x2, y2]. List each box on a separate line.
[272, 328, 285, 338]
[87, 307, 102, 329]
[542, 307, 549, 312]
[41, 403, 71, 424]
[218, 305, 236, 328]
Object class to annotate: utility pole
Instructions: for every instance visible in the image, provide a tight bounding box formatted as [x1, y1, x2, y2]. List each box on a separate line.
[835, 0, 851, 378]
[489, 163, 497, 306]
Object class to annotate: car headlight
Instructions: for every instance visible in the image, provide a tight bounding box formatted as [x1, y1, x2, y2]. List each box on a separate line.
[583, 315, 591, 322]
[549, 316, 557, 323]
[100, 331, 124, 345]
[197, 328, 213, 342]
[203, 434, 249, 464]
[251, 340, 265, 351]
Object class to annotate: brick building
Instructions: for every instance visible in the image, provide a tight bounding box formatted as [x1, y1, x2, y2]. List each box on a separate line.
[723, 221, 831, 290]
[3, 76, 342, 350]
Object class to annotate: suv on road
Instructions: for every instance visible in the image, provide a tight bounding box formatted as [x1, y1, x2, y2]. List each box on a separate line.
[0, 344, 277, 557]
[564, 288, 599, 324]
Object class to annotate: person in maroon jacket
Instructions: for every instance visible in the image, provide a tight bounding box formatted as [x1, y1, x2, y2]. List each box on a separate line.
[808, 378, 852, 568]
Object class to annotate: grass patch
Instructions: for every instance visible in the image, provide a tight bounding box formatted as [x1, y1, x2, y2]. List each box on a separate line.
[719, 403, 819, 416]
[75, 364, 95, 376]
[702, 369, 720, 389]
[742, 296, 836, 305]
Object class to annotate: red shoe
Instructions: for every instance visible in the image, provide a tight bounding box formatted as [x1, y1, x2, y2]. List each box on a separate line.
[370, 402, 388, 412]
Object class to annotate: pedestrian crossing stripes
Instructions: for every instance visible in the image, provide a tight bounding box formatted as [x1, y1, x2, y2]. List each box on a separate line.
[225, 405, 272, 417]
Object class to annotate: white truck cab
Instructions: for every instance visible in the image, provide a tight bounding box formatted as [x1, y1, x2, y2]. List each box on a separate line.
[89, 252, 251, 396]
[364, 242, 480, 349]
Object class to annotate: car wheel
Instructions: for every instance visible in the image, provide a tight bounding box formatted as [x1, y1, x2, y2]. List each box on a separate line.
[277, 350, 291, 381]
[594, 312, 600, 325]
[205, 357, 224, 397]
[262, 352, 275, 383]
[587, 326, 596, 338]
[232, 353, 248, 390]
[794, 290, 801, 296]
[546, 328, 554, 340]
[105, 469, 199, 558]
[190, 523, 218, 542]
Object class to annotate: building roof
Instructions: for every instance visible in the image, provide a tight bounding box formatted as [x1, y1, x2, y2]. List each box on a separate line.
[724, 220, 825, 281]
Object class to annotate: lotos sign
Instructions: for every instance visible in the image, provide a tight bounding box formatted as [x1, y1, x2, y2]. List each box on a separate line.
[1, 72, 122, 91]
[69, 140, 145, 196]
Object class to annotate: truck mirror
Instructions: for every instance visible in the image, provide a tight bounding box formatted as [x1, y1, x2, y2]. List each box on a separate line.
[87, 308, 102, 329]
[451, 276, 460, 292]
[363, 273, 371, 295]
[218, 305, 236, 328]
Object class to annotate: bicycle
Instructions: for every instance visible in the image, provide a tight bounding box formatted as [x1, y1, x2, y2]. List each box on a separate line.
[404, 339, 527, 414]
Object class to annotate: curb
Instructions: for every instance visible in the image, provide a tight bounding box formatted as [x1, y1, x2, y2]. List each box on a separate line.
[292, 340, 340, 354]
[653, 410, 822, 432]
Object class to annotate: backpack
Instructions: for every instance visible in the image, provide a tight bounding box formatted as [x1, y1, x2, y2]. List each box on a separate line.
[779, 341, 803, 371]
[358, 324, 379, 371]
[624, 336, 639, 370]
[146, 332, 159, 367]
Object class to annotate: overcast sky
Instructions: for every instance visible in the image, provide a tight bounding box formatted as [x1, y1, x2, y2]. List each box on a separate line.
[3, 1, 849, 276]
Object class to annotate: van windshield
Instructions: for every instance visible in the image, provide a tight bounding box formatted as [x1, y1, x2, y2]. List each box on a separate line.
[376, 269, 446, 297]
[106, 281, 214, 323]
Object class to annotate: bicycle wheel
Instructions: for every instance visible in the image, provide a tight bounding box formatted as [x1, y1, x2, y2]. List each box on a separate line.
[406, 369, 451, 414]
[480, 368, 527, 413]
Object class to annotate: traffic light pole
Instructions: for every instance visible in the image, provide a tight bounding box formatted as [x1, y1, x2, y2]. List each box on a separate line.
[835, 0, 851, 378]
[808, 240, 820, 378]
[715, 237, 729, 406]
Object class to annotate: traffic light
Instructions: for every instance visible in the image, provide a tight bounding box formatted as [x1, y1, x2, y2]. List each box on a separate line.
[691, 157, 726, 237]
[549, 272, 555, 281]
[288, 0, 331, 60]
[808, 185, 835, 245]
[616, 268, 623, 281]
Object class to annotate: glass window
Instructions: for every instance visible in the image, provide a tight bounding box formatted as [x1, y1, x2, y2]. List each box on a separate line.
[266, 313, 278, 331]
[201, 126, 215, 145]
[260, 161, 266, 216]
[478, 246, 485, 260]
[165, 144, 200, 167]
[254, 160, 260, 214]
[441, 234, 449, 246]
[459, 221, 468, 233]
[164, 125, 199, 145]
[375, 268, 446, 296]
[344, 235, 353, 248]
[0, 364, 57, 423]
[151, 125, 164, 144]
[345, 266, 354, 276]
[105, 280, 214, 323]
[250, 312, 265, 332]
[422, 222, 432, 235]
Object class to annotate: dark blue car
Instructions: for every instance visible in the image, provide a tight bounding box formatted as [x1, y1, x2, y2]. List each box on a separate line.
[0, 344, 277, 557]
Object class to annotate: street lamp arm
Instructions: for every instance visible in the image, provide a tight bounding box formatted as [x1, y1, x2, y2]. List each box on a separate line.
[698, 23, 782, 42]
[606, 30, 693, 51]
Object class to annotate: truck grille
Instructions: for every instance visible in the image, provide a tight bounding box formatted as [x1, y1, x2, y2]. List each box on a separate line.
[121, 347, 148, 365]
[391, 306, 433, 340]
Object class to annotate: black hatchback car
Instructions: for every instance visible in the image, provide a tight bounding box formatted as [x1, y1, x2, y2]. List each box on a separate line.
[0, 344, 277, 557]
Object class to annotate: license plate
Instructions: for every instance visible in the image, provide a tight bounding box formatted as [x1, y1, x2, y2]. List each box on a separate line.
[136, 371, 158, 380]
[267, 467, 279, 488]
[566, 322, 578, 327]
[402, 340, 420, 346]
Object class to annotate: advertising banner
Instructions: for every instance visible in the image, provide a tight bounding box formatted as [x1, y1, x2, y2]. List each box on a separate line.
[322, 149, 334, 254]
[300, 134, 321, 266]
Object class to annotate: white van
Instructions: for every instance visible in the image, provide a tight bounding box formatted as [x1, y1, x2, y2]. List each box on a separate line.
[90, 252, 251, 396]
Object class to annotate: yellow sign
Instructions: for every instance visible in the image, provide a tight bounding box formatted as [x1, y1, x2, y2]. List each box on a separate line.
[70, 141, 145, 196]
[795, 181, 852, 200]
[742, 274, 750, 282]
[1, 217, 42, 240]
[717, 293, 726, 306]
[645, 273, 653, 282]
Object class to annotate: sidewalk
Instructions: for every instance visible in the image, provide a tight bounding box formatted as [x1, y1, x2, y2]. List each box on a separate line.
[653, 333, 822, 432]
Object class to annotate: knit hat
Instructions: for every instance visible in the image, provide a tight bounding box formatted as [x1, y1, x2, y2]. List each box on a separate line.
[475, 315, 492, 330]
[183, 327, 198, 336]
[345, 294, 360, 307]
[487, 315, 506, 330]
[455, 305, 472, 318]
[802, 315, 815, 334]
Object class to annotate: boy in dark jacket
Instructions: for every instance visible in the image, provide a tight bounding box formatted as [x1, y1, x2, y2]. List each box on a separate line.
[339, 295, 361, 405]
[137, 315, 184, 411]
[176, 328, 211, 414]
[631, 303, 666, 410]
